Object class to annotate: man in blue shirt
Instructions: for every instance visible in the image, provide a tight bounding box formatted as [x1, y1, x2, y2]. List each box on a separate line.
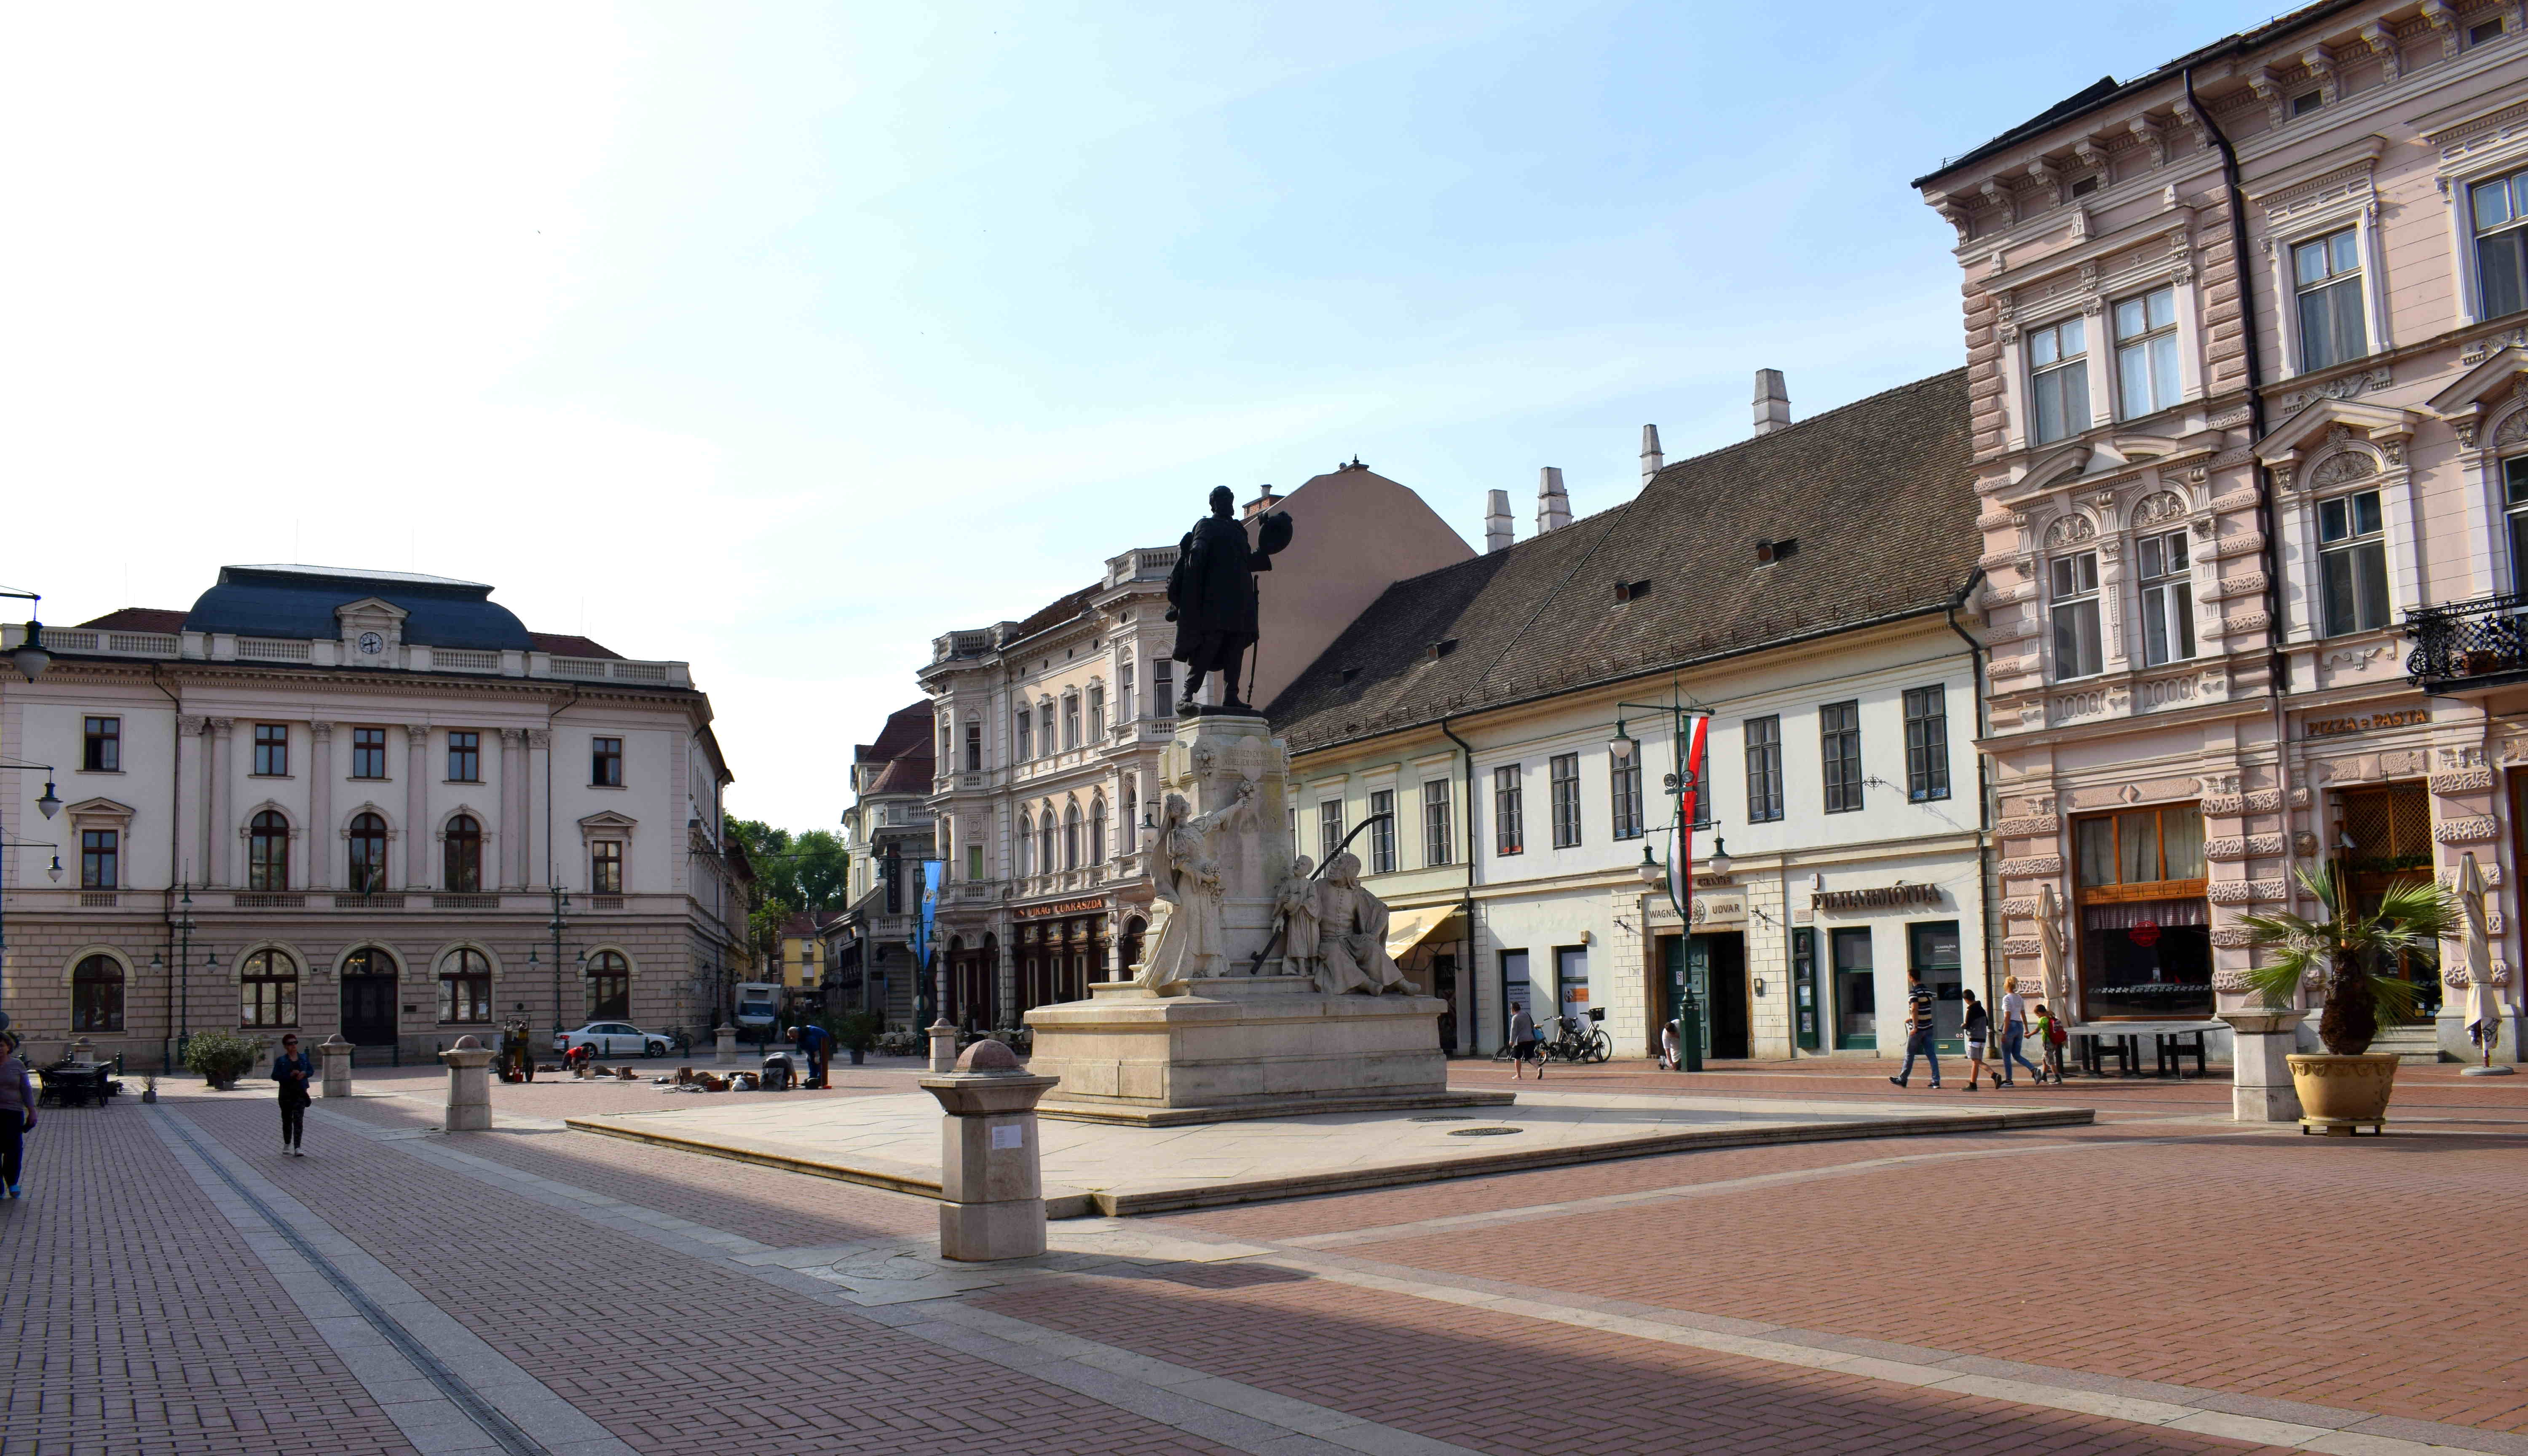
[790, 1022, 833, 1089]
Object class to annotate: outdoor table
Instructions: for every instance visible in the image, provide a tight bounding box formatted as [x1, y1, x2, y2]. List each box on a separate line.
[37, 1060, 115, 1107]
[2071, 1021, 2226, 1079]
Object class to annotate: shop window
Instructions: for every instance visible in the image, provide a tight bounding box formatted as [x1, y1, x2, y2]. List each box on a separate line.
[2319, 489, 2389, 635]
[2073, 803, 2210, 1020]
[2139, 529, 2195, 665]
[73, 954, 123, 1032]
[1368, 790, 1397, 873]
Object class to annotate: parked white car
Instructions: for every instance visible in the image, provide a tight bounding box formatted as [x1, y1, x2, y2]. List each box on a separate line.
[553, 1022, 674, 1058]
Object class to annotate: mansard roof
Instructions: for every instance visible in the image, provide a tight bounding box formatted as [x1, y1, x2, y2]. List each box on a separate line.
[855, 700, 935, 765]
[181, 564, 536, 651]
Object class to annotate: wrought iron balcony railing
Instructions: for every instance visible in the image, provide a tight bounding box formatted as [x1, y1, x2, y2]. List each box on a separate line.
[2405, 592, 2528, 690]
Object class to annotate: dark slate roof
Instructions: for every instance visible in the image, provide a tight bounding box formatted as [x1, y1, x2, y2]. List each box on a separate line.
[868, 753, 935, 795]
[181, 565, 535, 652]
[855, 700, 935, 765]
[78, 608, 189, 633]
[1267, 370, 1977, 752]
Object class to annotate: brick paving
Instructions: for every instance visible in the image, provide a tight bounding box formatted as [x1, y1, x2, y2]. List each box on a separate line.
[0, 1100, 418, 1456]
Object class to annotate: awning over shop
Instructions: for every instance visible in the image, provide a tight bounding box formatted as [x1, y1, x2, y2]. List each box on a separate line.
[1384, 905, 1457, 961]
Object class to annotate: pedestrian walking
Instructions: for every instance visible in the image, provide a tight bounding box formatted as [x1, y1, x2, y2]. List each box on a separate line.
[272, 1033, 313, 1157]
[1888, 969, 1942, 1088]
[0, 1032, 34, 1197]
[1960, 988, 1995, 1090]
[1508, 1003, 1544, 1080]
[1996, 975, 2040, 1087]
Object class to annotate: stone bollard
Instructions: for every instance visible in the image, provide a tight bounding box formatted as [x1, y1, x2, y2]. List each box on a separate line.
[918, 1039, 1060, 1261]
[317, 1033, 354, 1098]
[927, 1018, 959, 1073]
[440, 1035, 497, 1131]
[714, 1025, 738, 1065]
[2219, 1009, 2305, 1122]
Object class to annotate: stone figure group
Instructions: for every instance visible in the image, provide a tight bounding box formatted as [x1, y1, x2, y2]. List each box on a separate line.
[1131, 780, 1256, 992]
[1276, 852, 1410, 996]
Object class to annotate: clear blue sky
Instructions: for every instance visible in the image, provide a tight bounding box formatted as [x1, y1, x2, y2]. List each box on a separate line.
[3, 2, 2277, 828]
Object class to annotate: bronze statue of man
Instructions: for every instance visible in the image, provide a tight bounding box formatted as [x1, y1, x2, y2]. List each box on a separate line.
[1166, 485, 1292, 712]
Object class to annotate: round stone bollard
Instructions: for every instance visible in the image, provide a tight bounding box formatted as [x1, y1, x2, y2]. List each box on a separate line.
[317, 1033, 355, 1098]
[927, 1018, 958, 1073]
[919, 1039, 1060, 1261]
[440, 1035, 497, 1132]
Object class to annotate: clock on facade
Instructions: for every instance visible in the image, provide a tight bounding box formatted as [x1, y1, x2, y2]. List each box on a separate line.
[358, 631, 385, 655]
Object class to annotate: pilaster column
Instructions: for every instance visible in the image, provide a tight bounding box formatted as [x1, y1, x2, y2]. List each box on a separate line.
[525, 729, 551, 889]
[308, 722, 334, 889]
[500, 729, 527, 890]
[207, 719, 234, 886]
[175, 716, 206, 886]
[404, 725, 430, 889]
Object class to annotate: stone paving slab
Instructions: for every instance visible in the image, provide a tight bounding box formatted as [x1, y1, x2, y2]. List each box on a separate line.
[565, 1087, 2093, 1215]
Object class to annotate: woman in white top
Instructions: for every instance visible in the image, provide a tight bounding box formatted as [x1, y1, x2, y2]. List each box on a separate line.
[1995, 975, 2040, 1087]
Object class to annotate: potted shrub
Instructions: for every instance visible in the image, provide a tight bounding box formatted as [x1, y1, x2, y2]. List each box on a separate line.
[2239, 864, 2453, 1135]
[831, 1010, 884, 1066]
[181, 1030, 265, 1091]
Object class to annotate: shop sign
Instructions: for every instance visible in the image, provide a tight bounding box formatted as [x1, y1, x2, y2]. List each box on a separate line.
[1812, 882, 1943, 911]
[2303, 708, 2428, 740]
[1647, 893, 1746, 926]
[2130, 918, 2161, 947]
[1016, 896, 1106, 920]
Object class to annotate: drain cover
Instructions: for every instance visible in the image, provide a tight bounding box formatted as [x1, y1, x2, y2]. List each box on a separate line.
[1447, 1126, 1522, 1137]
[1409, 1114, 1474, 1122]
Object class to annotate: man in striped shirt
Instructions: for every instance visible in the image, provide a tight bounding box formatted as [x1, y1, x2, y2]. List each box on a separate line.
[1889, 969, 1942, 1089]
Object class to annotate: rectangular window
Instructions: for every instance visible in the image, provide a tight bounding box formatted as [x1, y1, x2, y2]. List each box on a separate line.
[2027, 315, 2089, 444]
[2508, 457, 2528, 590]
[1820, 700, 1862, 814]
[1152, 660, 1173, 715]
[252, 723, 289, 776]
[1903, 686, 1950, 803]
[963, 722, 982, 771]
[2294, 229, 2367, 371]
[82, 716, 120, 773]
[1015, 709, 1032, 761]
[1494, 765, 1524, 855]
[2474, 169, 2528, 319]
[81, 829, 118, 890]
[967, 843, 985, 881]
[1609, 749, 1644, 840]
[1744, 716, 1784, 823]
[1424, 779, 1453, 867]
[2319, 489, 2391, 636]
[1120, 664, 1135, 722]
[351, 726, 387, 779]
[2073, 804, 2207, 891]
[446, 729, 481, 782]
[591, 840, 624, 893]
[591, 736, 624, 787]
[2138, 529, 2195, 666]
[2050, 551, 2103, 678]
[1368, 790, 1398, 873]
[1318, 798, 1345, 863]
[1039, 704, 1055, 751]
[1087, 686, 1105, 739]
[1502, 949, 1532, 1025]
[2113, 286, 2180, 419]
[1063, 697, 1080, 749]
[1549, 753, 1582, 847]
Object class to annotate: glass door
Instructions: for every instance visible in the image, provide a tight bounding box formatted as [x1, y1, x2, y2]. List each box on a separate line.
[1909, 921, 1964, 1053]
[1792, 928, 1820, 1051]
[1830, 927, 1876, 1050]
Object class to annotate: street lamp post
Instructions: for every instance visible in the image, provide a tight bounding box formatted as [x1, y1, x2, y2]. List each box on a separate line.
[0, 588, 55, 1030]
[1611, 699, 1714, 1073]
[0, 756, 62, 1032]
[525, 883, 578, 1048]
[155, 886, 202, 1069]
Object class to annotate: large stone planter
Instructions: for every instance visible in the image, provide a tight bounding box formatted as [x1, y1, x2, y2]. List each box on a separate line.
[2287, 1052, 2398, 1135]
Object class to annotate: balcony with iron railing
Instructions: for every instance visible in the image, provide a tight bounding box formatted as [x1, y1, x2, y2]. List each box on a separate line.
[0, 623, 689, 687]
[2404, 594, 2528, 693]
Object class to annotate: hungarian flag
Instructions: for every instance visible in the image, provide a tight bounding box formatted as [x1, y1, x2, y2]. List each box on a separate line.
[1669, 715, 1709, 913]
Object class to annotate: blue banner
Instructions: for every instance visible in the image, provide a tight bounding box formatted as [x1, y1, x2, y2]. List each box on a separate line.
[913, 859, 943, 971]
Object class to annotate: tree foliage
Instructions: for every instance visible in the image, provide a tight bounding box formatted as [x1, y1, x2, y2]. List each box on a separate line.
[2238, 863, 2454, 1055]
[726, 817, 852, 976]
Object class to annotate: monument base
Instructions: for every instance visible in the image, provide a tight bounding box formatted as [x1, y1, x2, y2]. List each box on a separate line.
[1026, 978, 1512, 1127]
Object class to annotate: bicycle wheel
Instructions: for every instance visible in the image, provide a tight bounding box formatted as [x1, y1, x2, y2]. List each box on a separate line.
[1588, 1030, 1612, 1063]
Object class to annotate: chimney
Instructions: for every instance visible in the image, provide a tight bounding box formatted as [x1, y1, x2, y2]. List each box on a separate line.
[1640, 424, 1664, 485]
[1753, 369, 1792, 436]
[1536, 467, 1572, 534]
[1484, 490, 1514, 553]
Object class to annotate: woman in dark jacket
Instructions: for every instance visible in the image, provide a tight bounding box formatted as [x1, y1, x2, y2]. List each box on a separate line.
[271, 1034, 313, 1157]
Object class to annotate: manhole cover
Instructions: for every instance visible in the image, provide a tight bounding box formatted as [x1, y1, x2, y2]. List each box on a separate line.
[1409, 1114, 1473, 1122]
[1448, 1126, 1522, 1137]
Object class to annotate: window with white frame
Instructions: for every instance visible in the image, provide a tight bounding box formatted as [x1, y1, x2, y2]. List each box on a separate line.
[2028, 316, 2089, 445]
[1015, 708, 1032, 761]
[1368, 790, 1397, 873]
[2293, 229, 2366, 371]
[1549, 753, 1581, 847]
[2114, 286, 2180, 419]
[1062, 693, 1080, 750]
[2138, 529, 2194, 666]
[2319, 489, 2390, 635]
[1318, 799, 1344, 863]
[1902, 686, 1950, 803]
[1744, 716, 1783, 823]
[1423, 779, 1453, 867]
[2472, 167, 2528, 321]
[1119, 663, 1135, 722]
[1609, 746, 1644, 840]
[1087, 685, 1104, 738]
[1494, 765, 1524, 855]
[2050, 551, 2103, 678]
[2506, 457, 2528, 588]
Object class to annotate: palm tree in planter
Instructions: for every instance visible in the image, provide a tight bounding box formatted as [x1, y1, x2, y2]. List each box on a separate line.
[2238, 862, 2453, 1134]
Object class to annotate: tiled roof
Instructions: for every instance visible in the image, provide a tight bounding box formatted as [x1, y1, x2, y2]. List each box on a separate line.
[780, 910, 846, 937]
[868, 753, 935, 796]
[1007, 583, 1101, 646]
[1266, 370, 1977, 752]
[77, 608, 189, 633]
[855, 700, 935, 765]
[530, 632, 621, 660]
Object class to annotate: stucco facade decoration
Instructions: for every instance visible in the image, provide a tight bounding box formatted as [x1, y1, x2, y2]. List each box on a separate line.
[1269, 374, 1991, 1061]
[1915, 2, 2528, 1059]
[0, 565, 741, 1067]
[916, 464, 1470, 1038]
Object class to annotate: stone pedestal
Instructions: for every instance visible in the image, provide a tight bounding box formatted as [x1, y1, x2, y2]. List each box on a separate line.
[2219, 1009, 2305, 1123]
[928, 1019, 958, 1073]
[918, 1040, 1060, 1261]
[439, 1035, 495, 1132]
[714, 1025, 737, 1065]
[317, 1033, 353, 1098]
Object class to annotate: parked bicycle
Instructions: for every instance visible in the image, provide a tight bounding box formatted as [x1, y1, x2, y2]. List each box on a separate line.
[1547, 1008, 1612, 1063]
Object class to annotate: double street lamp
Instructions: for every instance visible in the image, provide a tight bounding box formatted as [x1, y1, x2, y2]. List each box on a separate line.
[525, 884, 583, 1046]
[150, 886, 217, 1069]
[1609, 699, 1716, 1073]
[0, 583, 59, 1031]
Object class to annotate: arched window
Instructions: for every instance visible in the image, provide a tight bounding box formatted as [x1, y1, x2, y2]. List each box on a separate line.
[443, 814, 482, 892]
[1089, 797, 1107, 865]
[73, 954, 123, 1032]
[347, 812, 388, 894]
[1016, 811, 1034, 877]
[438, 948, 491, 1024]
[342, 946, 394, 977]
[586, 950, 630, 1020]
[1122, 780, 1138, 846]
[1064, 803, 1082, 869]
[1038, 809, 1056, 876]
[249, 811, 291, 891]
[241, 949, 298, 1028]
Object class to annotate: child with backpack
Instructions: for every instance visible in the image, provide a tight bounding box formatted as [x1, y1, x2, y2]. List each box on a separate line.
[2032, 1003, 2067, 1084]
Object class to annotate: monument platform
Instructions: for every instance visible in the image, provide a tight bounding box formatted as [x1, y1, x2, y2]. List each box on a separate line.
[565, 1088, 2094, 1217]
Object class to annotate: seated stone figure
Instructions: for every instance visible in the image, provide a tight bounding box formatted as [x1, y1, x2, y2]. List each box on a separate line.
[1312, 852, 1411, 996]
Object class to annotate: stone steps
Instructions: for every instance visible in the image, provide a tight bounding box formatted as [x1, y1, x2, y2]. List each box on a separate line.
[2369, 1024, 2446, 1064]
